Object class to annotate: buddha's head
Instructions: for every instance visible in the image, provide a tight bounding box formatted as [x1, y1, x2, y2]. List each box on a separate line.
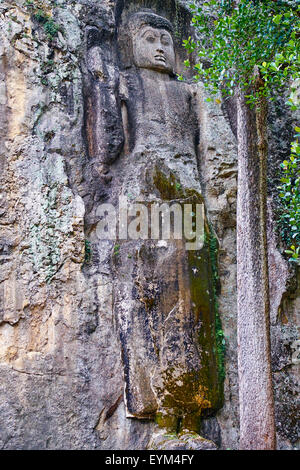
[123, 12, 176, 75]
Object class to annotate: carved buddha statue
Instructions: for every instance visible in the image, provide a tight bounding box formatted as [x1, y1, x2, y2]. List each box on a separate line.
[85, 11, 223, 433]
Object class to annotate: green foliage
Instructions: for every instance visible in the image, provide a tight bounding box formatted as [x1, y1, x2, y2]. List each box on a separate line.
[84, 240, 92, 263]
[33, 10, 60, 39]
[26, 2, 61, 40]
[209, 231, 226, 383]
[33, 9, 48, 24]
[40, 77, 48, 86]
[278, 128, 300, 264]
[43, 18, 60, 38]
[41, 59, 54, 73]
[184, 0, 299, 103]
[113, 244, 120, 257]
[185, 1, 299, 264]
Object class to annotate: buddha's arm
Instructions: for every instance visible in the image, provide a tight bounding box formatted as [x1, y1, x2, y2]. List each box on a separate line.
[189, 84, 202, 164]
[84, 46, 125, 167]
[119, 73, 131, 156]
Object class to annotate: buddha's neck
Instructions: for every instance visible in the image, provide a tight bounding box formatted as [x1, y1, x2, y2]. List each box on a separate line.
[138, 68, 171, 82]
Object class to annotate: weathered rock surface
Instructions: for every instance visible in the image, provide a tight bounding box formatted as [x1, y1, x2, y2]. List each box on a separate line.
[148, 429, 217, 450]
[0, 0, 298, 450]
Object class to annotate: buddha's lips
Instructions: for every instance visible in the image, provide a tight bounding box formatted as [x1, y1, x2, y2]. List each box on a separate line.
[154, 55, 166, 62]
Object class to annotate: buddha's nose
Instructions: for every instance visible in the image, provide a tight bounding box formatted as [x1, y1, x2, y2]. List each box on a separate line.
[157, 46, 164, 54]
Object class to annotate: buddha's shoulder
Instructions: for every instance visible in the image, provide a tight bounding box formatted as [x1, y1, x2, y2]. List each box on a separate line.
[165, 78, 194, 100]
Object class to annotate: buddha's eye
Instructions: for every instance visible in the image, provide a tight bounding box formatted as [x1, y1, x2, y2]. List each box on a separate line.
[146, 35, 155, 43]
[161, 36, 171, 46]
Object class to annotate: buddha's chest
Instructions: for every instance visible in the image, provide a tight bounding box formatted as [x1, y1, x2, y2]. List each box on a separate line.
[132, 80, 192, 122]
[123, 77, 197, 148]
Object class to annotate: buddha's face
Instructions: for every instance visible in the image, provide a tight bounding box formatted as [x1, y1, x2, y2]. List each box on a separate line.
[133, 26, 175, 74]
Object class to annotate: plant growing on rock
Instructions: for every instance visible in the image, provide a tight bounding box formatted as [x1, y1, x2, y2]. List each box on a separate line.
[84, 239, 92, 264]
[26, 1, 61, 40]
[278, 128, 300, 263]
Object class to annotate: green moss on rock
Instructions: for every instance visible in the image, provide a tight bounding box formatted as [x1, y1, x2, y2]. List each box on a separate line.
[152, 167, 224, 431]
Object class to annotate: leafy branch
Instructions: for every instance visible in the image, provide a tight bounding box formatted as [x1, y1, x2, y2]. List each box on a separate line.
[278, 126, 300, 263]
[181, 0, 299, 103]
[183, 0, 300, 264]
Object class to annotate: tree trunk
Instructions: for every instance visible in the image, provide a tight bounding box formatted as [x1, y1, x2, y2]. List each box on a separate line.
[236, 90, 276, 449]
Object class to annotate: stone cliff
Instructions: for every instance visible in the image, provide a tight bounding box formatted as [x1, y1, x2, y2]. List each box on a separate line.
[0, 0, 298, 450]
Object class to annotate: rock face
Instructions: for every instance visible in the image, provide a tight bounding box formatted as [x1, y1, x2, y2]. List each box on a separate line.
[0, 0, 298, 450]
